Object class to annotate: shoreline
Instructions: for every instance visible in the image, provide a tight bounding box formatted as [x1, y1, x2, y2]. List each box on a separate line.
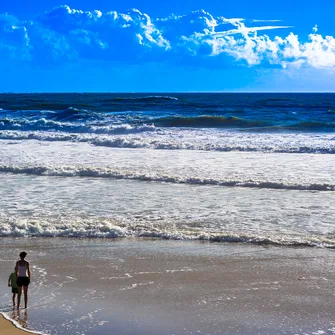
[1, 232, 335, 250]
[0, 314, 41, 335]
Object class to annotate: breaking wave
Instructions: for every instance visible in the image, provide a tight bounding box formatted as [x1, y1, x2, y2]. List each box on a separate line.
[0, 130, 334, 154]
[0, 164, 334, 191]
[0, 214, 334, 248]
[0, 119, 156, 135]
[153, 116, 335, 131]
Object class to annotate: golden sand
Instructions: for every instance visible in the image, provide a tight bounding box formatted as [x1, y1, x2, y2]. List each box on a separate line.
[0, 315, 35, 335]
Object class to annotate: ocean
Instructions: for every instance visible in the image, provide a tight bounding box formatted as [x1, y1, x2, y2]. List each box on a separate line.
[0, 93, 334, 246]
[0, 93, 335, 335]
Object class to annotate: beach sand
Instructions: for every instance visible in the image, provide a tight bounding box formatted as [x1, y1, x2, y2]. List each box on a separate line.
[0, 314, 32, 335]
[1, 238, 335, 335]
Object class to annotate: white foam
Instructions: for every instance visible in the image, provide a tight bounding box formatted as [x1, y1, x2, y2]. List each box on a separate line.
[0, 163, 333, 191]
[0, 213, 334, 247]
[119, 281, 155, 291]
[166, 268, 193, 273]
[0, 129, 334, 154]
[0, 139, 334, 247]
[0, 121, 156, 135]
[1, 312, 46, 335]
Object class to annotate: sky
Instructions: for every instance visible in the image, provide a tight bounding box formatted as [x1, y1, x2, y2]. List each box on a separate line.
[0, 0, 335, 92]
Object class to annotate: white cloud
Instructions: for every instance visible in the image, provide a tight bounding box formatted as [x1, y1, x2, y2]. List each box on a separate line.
[180, 21, 335, 68]
[211, 25, 292, 37]
[0, 5, 335, 69]
[0, 13, 31, 60]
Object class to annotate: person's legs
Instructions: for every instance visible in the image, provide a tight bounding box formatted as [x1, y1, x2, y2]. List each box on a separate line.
[17, 287, 22, 309]
[23, 286, 28, 308]
[12, 292, 16, 305]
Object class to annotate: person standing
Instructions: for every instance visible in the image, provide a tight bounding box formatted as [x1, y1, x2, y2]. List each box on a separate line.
[8, 268, 18, 305]
[15, 252, 31, 309]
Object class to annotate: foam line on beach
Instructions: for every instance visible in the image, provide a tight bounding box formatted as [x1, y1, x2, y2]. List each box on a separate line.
[1, 215, 335, 248]
[0, 130, 334, 154]
[0, 164, 334, 191]
[0, 313, 44, 335]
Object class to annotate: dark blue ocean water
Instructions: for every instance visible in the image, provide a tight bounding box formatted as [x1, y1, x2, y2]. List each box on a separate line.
[1, 93, 335, 133]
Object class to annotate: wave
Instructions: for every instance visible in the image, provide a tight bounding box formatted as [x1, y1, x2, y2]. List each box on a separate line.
[153, 116, 335, 131]
[0, 106, 99, 122]
[46, 107, 100, 121]
[0, 96, 179, 113]
[0, 215, 334, 248]
[287, 121, 335, 131]
[1, 112, 334, 133]
[0, 164, 334, 191]
[0, 130, 334, 154]
[0, 119, 156, 135]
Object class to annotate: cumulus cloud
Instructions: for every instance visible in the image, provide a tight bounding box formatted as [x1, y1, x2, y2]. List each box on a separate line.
[0, 13, 31, 60]
[1, 5, 335, 69]
[38, 6, 170, 53]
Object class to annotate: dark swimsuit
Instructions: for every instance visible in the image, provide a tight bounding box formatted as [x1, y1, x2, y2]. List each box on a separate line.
[16, 277, 30, 287]
[16, 262, 30, 287]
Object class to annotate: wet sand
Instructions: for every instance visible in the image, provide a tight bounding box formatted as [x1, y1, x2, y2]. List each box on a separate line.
[1, 238, 335, 335]
[0, 314, 34, 335]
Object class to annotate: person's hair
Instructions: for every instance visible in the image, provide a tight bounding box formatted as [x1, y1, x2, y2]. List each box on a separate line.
[19, 251, 27, 259]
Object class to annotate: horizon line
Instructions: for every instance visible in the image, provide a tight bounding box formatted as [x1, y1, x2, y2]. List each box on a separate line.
[1, 91, 335, 94]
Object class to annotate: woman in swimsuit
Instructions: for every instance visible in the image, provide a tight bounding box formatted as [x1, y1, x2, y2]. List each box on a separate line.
[15, 251, 31, 309]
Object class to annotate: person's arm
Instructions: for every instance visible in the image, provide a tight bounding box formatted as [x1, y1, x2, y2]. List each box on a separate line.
[15, 261, 18, 277]
[8, 274, 11, 287]
[26, 262, 31, 279]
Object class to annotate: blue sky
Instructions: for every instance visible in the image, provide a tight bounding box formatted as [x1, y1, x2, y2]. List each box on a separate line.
[1, 0, 335, 92]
